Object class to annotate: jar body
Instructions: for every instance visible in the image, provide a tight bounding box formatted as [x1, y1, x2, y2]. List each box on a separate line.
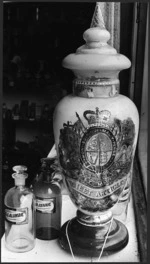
[33, 180, 62, 240]
[53, 92, 139, 217]
[4, 186, 35, 252]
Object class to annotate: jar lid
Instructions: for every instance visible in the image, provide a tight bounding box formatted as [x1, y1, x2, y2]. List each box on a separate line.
[62, 3, 131, 80]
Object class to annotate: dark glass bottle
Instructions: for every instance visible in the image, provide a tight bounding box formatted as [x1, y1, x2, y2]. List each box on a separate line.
[32, 157, 62, 240]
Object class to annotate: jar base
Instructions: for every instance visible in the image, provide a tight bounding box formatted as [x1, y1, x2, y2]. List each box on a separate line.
[59, 217, 129, 257]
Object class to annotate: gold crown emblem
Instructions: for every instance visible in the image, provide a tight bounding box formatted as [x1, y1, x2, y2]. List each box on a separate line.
[83, 108, 111, 126]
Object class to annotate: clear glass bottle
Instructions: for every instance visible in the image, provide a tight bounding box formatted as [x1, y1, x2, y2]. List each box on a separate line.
[32, 157, 62, 240]
[4, 165, 36, 252]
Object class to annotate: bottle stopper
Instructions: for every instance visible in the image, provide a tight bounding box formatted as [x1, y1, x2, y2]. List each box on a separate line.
[12, 165, 28, 186]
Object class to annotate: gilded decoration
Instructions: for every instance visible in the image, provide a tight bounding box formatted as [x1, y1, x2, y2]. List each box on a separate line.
[58, 108, 135, 211]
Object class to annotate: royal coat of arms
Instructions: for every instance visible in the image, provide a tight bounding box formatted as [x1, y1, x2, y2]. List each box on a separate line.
[58, 107, 135, 212]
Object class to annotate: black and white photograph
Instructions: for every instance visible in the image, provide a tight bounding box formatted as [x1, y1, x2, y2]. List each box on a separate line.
[1, 1, 148, 262]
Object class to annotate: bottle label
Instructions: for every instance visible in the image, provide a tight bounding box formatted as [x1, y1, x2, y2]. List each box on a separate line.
[5, 207, 28, 225]
[36, 197, 56, 214]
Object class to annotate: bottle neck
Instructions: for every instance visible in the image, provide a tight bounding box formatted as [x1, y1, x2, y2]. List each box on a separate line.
[40, 157, 55, 183]
[73, 78, 120, 98]
[15, 184, 25, 190]
[14, 177, 26, 187]
[42, 170, 53, 183]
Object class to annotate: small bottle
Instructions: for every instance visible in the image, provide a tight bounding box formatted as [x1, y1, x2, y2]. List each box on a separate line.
[4, 165, 36, 252]
[32, 157, 62, 240]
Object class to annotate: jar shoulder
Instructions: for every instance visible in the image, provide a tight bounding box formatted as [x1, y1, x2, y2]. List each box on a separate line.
[54, 94, 139, 118]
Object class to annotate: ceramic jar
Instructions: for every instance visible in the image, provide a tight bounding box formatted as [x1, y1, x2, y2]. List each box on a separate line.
[53, 5, 139, 256]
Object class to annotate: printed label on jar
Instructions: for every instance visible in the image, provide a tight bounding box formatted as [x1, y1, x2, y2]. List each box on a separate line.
[58, 108, 136, 211]
[67, 177, 127, 199]
[36, 197, 56, 214]
[5, 207, 28, 225]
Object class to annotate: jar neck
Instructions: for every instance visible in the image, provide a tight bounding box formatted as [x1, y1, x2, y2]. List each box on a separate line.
[73, 78, 120, 98]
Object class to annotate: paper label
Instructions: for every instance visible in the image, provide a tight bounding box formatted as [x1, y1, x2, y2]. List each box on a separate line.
[5, 207, 28, 225]
[36, 197, 56, 214]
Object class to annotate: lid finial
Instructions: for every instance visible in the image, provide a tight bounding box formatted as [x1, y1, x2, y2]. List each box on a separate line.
[90, 2, 105, 29]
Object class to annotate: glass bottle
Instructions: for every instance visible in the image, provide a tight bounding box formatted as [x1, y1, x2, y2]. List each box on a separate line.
[4, 165, 36, 252]
[32, 157, 62, 240]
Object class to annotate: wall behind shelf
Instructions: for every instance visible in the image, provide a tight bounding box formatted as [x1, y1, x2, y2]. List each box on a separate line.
[3, 2, 95, 146]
